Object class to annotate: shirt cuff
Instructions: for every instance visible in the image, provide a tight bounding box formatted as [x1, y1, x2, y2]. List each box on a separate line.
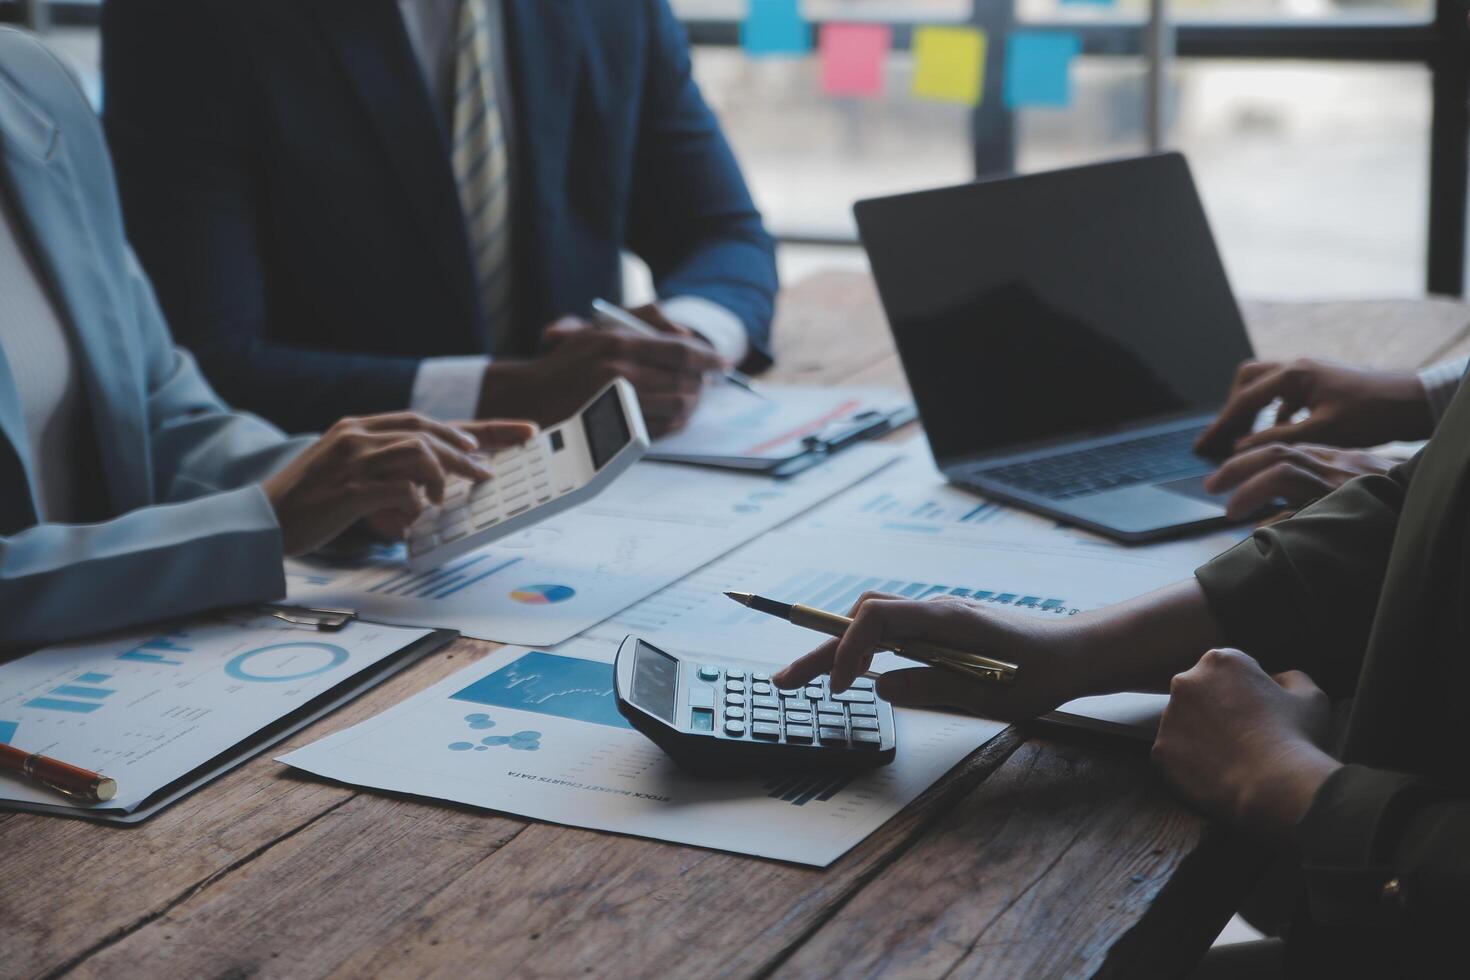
[1417, 356, 1468, 426]
[658, 295, 749, 365]
[410, 355, 491, 421]
[1295, 763, 1425, 927]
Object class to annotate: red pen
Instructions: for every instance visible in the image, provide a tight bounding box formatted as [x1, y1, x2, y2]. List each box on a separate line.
[0, 742, 116, 803]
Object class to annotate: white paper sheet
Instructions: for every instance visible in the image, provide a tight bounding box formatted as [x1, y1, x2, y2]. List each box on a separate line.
[650, 384, 910, 462]
[0, 615, 430, 811]
[279, 639, 1004, 866]
[584, 455, 1249, 736]
[284, 450, 897, 647]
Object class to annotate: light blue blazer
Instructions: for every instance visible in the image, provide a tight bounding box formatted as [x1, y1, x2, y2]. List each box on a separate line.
[0, 28, 311, 651]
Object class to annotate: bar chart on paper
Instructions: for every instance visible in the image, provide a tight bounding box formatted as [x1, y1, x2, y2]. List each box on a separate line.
[285, 450, 897, 646]
[589, 524, 1186, 665]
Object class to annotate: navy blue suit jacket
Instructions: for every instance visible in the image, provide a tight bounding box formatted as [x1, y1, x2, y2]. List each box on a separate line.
[101, 0, 777, 433]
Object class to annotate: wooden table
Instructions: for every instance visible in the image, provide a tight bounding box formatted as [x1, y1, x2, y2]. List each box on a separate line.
[5, 273, 1469, 980]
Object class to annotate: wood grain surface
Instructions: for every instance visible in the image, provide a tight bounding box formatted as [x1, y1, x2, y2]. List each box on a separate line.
[3, 272, 1463, 980]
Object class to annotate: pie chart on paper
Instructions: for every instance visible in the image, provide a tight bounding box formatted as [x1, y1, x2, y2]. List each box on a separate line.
[509, 584, 577, 605]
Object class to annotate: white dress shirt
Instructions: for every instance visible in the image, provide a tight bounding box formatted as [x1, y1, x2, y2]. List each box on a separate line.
[1419, 355, 1468, 425]
[0, 191, 86, 522]
[396, 0, 748, 420]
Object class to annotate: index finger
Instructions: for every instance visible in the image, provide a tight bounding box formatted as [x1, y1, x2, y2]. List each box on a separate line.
[1195, 366, 1293, 456]
[626, 334, 726, 374]
[348, 412, 479, 451]
[772, 638, 839, 690]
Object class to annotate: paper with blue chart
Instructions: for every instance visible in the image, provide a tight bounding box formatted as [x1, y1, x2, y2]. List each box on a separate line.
[0, 615, 429, 811]
[284, 449, 896, 647]
[279, 639, 1004, 866]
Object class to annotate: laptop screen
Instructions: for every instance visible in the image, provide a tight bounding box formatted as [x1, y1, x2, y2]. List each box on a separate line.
[855, 153, 1254, 465]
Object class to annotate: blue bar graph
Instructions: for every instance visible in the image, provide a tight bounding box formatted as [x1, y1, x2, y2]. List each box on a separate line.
[0, 721, 16, 744]
[736, 569, 1077, 619]
[25, 697, 102, 714]
[435, 557, 524, 599]
[76, 672, 111, 684]
[51, 685, 114, 700]
[118, 649, 183, 666]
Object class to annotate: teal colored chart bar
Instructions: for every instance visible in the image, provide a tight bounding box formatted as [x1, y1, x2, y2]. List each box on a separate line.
[76, 672, 111, 684]
[51, 685, 114, 700]
[25, 697, 102, 714]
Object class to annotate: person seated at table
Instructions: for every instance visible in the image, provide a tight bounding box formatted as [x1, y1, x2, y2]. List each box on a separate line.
[775, 382, 1470, 972]
[99, 0, 778, 437]
[0, 27, 535, 651]
[1194, 355, 1465, 521]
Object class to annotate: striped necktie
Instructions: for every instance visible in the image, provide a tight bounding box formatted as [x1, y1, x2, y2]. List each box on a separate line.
[452, 0, 513, 352]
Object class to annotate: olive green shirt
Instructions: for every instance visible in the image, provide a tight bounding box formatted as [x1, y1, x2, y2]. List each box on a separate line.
[1195, 364, 1470, 972]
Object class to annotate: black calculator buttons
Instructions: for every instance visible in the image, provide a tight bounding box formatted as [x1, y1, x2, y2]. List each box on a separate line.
[724, 694, 745, 707]
[850, 717, 880, 731]
[724, 706, 745, 720]
[851, 730, 881, 746]
[848, 704, 879, 718]
[751, 723, 781, 740]
[785, 725, 814, 743]
[784, 709, 812, 722]
[752, 708, 781, 723]
[697, 665, 721, 682]
[751, 696, 780, 710]
[723, 720, 745, 737]
[833, 690, 875, 703]
[818, 726, 848, 744]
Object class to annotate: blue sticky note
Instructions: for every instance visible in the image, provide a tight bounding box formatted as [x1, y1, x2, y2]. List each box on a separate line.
[1004, 32, 1082, 109]
[742, 0, 810, 57]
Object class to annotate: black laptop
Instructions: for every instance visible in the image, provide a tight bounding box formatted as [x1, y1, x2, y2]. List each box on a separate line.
[854, 152, 1255, 543]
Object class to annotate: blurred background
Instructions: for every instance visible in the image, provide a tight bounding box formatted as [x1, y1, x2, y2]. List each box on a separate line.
[4, 0, 1455, 302]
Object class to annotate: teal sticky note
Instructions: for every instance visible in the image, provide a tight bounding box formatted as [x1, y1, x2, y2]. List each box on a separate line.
[1004, 32, 1082, 109]
[742, 0, 810, 58]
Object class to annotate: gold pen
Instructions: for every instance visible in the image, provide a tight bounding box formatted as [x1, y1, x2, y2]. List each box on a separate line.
[724, 591, 1018, 686]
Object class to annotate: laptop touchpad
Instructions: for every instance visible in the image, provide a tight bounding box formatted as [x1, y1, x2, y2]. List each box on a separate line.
[1155, 474, 1231, 506]
[1063, 483, 1225, 535]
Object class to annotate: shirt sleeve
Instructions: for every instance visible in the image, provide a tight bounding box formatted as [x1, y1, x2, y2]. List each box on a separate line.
[659, 295, 750, 365]
[1417, 356, 1469, 426]
[411, 355, 491, 421]
[1295, 764, 1470, 932]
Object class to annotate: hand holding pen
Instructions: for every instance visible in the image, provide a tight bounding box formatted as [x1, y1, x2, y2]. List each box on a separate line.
[755, 591, 1090, 722]
[591, 298, 766, 400]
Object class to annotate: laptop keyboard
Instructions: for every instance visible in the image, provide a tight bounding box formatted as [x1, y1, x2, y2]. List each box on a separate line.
[974, 426, 1211, 501]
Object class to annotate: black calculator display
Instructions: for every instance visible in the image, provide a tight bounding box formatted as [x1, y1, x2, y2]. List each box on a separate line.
[614, 636, 897, 772]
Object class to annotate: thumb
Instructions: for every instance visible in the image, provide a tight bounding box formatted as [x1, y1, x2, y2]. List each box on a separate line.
[876, 667, 1016, 721]
[1272, 669, 1322, 698]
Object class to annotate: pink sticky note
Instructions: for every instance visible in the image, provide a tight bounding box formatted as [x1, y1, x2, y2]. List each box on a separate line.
[820, 23, 891, 98]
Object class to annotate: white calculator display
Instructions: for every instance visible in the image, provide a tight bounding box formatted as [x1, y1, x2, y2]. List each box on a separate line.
[406, 379, 649, 571]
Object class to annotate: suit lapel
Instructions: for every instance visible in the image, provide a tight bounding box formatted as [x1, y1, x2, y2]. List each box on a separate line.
[503, 0, 586, 341]
[312, 0, 480, 331]
[0, 72, 149, 521]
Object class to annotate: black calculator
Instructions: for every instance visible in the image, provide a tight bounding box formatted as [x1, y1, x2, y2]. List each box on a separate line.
[613, 635, 897, 772]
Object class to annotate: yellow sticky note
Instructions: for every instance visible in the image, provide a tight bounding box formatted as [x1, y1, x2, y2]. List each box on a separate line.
[911, 25, 986, 106]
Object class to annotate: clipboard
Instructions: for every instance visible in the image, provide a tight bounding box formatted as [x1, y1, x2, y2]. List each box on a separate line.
[647, 385, 917, 478]
[0, 624, 457, 824]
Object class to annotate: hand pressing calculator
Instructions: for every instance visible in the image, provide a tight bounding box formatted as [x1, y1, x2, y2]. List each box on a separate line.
[406, 379, 649, 571]
[613, 635, 897, 772]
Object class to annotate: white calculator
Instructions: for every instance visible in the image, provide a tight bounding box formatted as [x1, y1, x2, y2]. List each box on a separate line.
[406, 379, 649, 571]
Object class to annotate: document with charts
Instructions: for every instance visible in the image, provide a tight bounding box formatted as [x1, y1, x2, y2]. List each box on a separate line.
[284, 448, 897, 647]
[0, 615, 431, 812]
[279, 639, 1004, 866]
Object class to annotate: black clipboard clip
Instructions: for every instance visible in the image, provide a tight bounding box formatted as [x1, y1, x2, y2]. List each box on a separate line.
[260, 604, 357, 632]
[773, 404, 918, 478]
